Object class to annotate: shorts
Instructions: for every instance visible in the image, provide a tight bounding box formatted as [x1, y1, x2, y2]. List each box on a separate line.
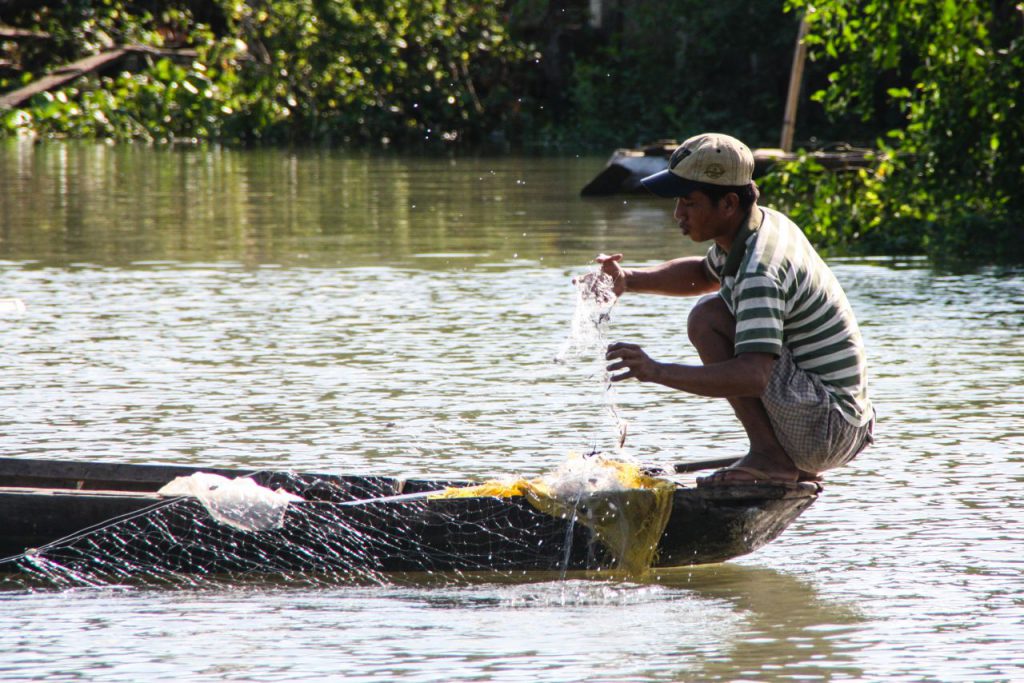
[760, 347, 874, 473]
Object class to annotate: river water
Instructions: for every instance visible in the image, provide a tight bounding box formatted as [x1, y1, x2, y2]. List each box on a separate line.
[0, 140, 1022, 681]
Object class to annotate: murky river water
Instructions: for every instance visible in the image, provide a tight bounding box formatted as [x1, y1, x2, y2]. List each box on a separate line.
[1, 140, 1022, 681]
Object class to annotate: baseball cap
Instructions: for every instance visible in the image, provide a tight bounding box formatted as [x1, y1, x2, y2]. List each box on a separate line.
[641, 133, 755, 198]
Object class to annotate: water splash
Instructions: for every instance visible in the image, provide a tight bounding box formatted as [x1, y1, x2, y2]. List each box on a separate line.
[555, 268, 628, 449]
[556, 269, 617, 364]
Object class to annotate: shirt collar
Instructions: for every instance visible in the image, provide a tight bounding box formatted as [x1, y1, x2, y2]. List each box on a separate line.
[722, 206, 763, 278]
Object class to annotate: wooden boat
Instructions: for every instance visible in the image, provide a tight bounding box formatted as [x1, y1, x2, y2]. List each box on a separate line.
[580, 141, 875, 196]
[0, 457, 819, 582]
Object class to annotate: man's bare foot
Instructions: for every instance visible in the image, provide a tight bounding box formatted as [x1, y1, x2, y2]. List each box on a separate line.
[696, 452, 804, 487]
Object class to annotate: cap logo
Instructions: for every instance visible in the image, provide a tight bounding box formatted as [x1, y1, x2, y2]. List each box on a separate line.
[669, 147, 691, 170]
[704, 163, 726, 179]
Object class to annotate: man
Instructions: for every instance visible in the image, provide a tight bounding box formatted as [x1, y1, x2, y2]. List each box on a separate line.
[600, 133, 874, 485]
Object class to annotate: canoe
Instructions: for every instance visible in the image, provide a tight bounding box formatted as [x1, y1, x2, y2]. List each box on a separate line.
[0, 457, 819, 582]
[580, 141, 875, 196]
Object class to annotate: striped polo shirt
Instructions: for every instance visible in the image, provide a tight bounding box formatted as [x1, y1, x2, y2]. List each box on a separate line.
[703, 206, 873, 426]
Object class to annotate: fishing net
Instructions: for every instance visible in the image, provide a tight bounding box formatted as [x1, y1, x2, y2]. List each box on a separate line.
[433, 455, 675, 575]
[556, 267, 629, 449]
[0, 455, 676, 590]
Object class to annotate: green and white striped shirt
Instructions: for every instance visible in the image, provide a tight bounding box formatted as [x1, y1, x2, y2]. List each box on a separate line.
[703, 206, 873, 426]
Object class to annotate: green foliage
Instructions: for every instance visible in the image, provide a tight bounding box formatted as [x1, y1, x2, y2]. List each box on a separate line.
[1, 0, 535, 146]
[767, 0, 1024, 262]
[556, 0, 801, 148]
[0, 1, 238, 141]
[0, 0, 206, 110]
[3, 59, 234, 142]
[760, 148, 926, 256]
[216, 0, 534, 145]
[2, 0, 1022, 262]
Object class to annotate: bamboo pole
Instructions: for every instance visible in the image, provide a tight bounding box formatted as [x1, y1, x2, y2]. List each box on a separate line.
[780, 17, 809, 153]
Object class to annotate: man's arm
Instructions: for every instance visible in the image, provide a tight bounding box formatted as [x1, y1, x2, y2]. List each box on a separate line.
[596, 254, 719, 298]
[605, 342, 775, 398]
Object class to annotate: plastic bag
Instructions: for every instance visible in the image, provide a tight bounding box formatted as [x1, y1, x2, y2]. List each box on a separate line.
[158, 473, 304, 532]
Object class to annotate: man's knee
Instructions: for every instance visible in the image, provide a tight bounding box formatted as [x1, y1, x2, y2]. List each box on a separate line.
[687, 294, 735, 346]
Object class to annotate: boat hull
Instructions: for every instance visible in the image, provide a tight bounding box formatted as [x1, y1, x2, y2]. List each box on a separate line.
[0, 458, 818, 579]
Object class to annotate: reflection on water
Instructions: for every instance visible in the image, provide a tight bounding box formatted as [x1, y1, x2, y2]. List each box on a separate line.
[1, 141, 1023, 681]
[652, 565, 865, 680]
[0, 139, 674, 269]
[0, 567, 863, 683]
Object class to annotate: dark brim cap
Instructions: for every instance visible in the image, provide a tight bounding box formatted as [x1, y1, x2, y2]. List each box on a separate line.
[642, 134, 756, 197]
[640, 169, 702, 198]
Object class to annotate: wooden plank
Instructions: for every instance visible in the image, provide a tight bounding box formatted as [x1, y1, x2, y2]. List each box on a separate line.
[0, 486, 163, 499]
[0, 455, 255, 491]
[0, 48, 128, 108]
[0, 27, 52, 40]
[673, 457, 740, 473]
[0, 45, 198, 110]
[0, 456, 406, 503]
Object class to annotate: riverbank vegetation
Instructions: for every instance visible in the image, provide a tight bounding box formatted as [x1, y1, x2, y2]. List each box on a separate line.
[761, 0, 1023, 263]
[1, 1, 1021, 262]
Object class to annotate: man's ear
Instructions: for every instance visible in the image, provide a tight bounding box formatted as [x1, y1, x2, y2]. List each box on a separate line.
[719, 192, 741, 213]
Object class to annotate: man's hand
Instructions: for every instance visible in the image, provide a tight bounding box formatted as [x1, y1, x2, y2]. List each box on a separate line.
[572, 253, 624, 307]
[573, 270, 617, 307]
[606, 341, 660, 382]
[595, 253, 627, 298]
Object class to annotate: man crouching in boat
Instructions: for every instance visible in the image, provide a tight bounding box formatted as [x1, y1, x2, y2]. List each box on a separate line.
[598, 133, 874, 486]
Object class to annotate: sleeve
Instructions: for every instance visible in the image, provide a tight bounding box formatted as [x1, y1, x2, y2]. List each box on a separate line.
[732, 273, 785, 356]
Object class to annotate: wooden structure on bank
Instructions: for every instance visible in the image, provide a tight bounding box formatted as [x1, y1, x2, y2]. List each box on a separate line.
[581, 141, 874, 196]
[581, 16, 875, 196]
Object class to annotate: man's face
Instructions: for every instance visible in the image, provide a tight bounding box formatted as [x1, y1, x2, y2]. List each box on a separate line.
[673, 191, 731, 243]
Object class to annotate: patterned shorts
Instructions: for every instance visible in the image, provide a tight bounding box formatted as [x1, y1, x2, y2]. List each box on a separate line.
[760, 347, 874, 473]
